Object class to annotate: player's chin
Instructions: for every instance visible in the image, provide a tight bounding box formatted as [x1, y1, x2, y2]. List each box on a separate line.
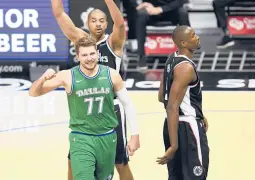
[94, 30, 103, 36]
[86, 66, 95, 70]
[89, 64, 98, 70]
[83, 63, 94, 70]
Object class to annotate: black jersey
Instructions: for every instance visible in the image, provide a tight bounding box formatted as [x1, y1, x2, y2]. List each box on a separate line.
[163, 53, 203, 119]
[97, 34, 124, 76]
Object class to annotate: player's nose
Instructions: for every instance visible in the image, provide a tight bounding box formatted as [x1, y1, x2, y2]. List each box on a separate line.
[96, 22, 101, 27]
[196, 36, 200, 42]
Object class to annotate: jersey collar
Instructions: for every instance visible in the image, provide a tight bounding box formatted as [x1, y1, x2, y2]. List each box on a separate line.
[96, 34, 109, 45]
[174, 51, 196, 67]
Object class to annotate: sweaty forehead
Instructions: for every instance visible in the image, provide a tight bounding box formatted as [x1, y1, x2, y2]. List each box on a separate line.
[89, 11, 106, 20]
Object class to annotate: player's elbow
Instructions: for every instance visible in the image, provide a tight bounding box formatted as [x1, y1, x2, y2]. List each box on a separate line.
[28, 89, 41, 97]
[52, 7, 64, 18]
[53, 11, 62, 18]
[120, 97, 131, 108]
[166, 104, 178, 114]
[28, 90, 38, 97]
[119, 96, 135, 112]
[115, 22, 125, 29]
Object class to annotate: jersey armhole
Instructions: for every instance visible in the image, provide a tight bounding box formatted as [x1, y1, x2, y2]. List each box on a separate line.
[67, 69, 74, 95]
[189, 70, 199, 87]
[173, 61, 198, 87]
[106, 38, 122, 59]
[107, 67, 114, 89]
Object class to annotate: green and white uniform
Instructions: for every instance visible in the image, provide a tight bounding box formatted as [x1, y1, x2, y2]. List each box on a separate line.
[68, 65, 118, 180]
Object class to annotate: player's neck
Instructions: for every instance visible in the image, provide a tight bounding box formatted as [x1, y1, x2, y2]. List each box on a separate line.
[80, 65, 99, 77]
[91, 34, 105, 43]
[177, 49, 194, 60]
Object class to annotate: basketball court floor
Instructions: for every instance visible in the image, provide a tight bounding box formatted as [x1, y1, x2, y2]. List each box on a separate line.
[0, 90, 254, 180]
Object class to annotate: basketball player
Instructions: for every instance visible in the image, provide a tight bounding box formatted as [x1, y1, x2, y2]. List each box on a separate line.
[157, 26, 210, 180]
[29, 37, 138, 180]
[50, 1, 139, 179]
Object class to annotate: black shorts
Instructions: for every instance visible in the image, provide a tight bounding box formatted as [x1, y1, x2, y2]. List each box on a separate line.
[68, 99, 129, 165]
[163, 117, 209, 180]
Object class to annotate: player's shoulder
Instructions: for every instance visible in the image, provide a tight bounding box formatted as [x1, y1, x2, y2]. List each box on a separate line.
[107, 66, 122, 86]
[56, 69, 71, 80]
[49, 69, 71, 86]
[99, 64, 110, 70]
[107, 66, 121, 82]
[98, 65, 117, 75]
[61, 69, 72, 74]
[108, 66, 118, 75]
[173, 61, 194, 77]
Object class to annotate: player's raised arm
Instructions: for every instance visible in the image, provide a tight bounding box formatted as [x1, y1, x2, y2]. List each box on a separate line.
[105, 0, 126, 53]
[51, 0, 88, 43]
[29, 69, 71, 97]
[109, 68, 140, 156]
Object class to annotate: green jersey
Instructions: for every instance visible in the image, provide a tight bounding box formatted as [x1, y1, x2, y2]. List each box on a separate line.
[67, 65, 118, 134]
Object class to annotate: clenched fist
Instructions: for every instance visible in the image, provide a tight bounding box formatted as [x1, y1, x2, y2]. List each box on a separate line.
[43, 69, 56, 80]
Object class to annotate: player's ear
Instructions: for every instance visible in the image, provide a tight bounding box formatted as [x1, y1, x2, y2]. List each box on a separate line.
[181, 40, 187, 48]
[76, 54, 80, 62]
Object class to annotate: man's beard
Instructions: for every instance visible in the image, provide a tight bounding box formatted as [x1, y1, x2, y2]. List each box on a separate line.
[81, 62, 97, 70]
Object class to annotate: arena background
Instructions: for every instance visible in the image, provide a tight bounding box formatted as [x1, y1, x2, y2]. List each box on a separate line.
[0, 0, 255, 90]
[1, 0, 255, 180]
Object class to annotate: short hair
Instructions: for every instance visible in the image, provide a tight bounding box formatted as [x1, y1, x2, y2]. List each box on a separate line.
[75, 36, 97, 54]
[88, 9, 107, 22]
[172, 25, 191, 47]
